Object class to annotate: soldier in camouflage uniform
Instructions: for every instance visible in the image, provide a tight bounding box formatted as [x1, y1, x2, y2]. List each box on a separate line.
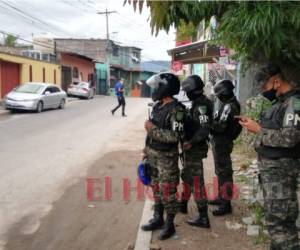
[240, 64, 300, 250]
[141, 73, 185, 240]
[178, 75, 212, 228]
[209, 80, 242, 216]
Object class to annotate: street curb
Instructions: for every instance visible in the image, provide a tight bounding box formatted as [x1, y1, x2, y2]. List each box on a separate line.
[134, 198, 153, 250]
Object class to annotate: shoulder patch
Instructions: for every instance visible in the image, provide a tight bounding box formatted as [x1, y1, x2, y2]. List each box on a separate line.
[198, 105, 207, 115]
[293, 97, 300, 111]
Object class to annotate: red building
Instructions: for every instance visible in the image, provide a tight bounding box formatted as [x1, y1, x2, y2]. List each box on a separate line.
[59, 52, 95, 91]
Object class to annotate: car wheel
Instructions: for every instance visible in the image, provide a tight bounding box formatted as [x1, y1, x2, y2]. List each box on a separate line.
[36, 101, 43, 113]
[59, 99, 66, 109]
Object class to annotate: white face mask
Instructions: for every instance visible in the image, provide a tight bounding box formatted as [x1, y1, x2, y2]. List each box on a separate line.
[146, 74, 168, 90]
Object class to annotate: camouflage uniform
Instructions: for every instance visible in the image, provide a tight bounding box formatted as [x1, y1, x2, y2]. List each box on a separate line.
[210, 96, 241, 202]
[181, 95, 213, 208]
[255, 90, 300, 250]
[145, 99, 185, 215]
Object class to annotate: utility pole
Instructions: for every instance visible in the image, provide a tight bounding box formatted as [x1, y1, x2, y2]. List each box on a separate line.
[97, 9, 116, 95]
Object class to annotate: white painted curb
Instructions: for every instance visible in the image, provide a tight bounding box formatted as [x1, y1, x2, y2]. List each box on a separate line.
[134, 198, 153, 250]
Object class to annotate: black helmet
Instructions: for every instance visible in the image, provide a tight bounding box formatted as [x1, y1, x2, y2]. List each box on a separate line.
[214, 79, 235, 98]
[182, 75, 205, 100]
[146, 73, 180, 101]
[255, 63, 281, 86]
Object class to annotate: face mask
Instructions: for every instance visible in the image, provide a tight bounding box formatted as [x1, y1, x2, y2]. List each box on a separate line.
[217, 92, 234, 102]
[186, 91, 199, 101]
[262, 88, 277, 102]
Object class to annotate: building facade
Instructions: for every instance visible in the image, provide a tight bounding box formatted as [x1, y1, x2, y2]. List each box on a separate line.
[0, 52, 61, 98]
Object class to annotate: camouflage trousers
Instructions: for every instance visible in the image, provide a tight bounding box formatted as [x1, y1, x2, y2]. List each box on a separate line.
[211, 137, 234, 202]
[146, 147, 180, 215]
[181, 147, 207, 208]
[259, 157, 300, 250]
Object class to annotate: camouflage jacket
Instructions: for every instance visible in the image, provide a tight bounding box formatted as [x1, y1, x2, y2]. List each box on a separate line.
[146, 99, 186, 152]
[255, 90, 300, 159]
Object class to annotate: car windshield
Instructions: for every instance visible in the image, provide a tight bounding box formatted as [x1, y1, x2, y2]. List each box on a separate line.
[15, 84, 44, 94]
[79, 82, 89, 87]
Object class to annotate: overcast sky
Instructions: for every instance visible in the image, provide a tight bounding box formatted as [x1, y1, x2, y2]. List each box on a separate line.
[0, 0, 176, 61]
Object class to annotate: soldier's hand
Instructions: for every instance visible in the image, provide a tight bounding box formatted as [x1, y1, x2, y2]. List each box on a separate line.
[239, 117, 261, 134]
[145, 120, 154, 132]
[183, 142, 192, 151]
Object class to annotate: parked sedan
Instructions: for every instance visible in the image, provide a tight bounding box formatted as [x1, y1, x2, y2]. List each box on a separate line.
[4, 82, 66, 113]
[67, 81, 95, 99]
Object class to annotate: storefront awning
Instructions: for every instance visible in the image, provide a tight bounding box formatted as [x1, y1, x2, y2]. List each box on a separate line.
[167, 40, 221, 64]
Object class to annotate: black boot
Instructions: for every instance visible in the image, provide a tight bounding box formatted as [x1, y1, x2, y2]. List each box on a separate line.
[141, 204, 164, 231]
[208, 197, 222, 205]
[159, 214, 176, 240]
[212, 202, 232, 216]
[179, 200, 188, 214]
[187, 206, 210, 228]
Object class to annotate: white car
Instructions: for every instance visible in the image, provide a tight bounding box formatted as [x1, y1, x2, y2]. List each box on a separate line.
[4, 82, 66, 113]
[67, 81, 95, 99]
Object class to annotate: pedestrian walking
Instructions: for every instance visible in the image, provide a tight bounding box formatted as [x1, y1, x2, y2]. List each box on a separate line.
[111, 78, 126, 117]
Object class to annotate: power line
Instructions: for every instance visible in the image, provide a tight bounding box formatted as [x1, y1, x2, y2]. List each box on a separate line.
[0, 0, 81, 38]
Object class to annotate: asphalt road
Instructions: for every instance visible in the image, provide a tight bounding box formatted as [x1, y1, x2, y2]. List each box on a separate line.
[0, 96, 150, 248]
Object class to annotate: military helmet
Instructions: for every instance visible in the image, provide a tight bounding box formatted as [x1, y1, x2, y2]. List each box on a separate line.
[146, 73, 180, 101]
[214, 79, 235, 97]
[182, 75, 204, 93]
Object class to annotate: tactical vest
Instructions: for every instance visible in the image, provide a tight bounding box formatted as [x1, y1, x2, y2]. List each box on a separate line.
[255, 91, 300, 159]
[146, 100, 183, 151]
[185, 96, 211, 143]
[211, 97, 242, 140]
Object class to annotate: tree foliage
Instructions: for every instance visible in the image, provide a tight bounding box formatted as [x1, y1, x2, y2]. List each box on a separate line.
[176, 20, 197, 43]
[4, 34, 18, 47]
[126, 1, 300, 75]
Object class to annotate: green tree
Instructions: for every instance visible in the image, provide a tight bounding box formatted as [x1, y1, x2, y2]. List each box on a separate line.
[127, 1, 300, 80]
[4, 34, 18, 47]
[176, 20, 197, 43]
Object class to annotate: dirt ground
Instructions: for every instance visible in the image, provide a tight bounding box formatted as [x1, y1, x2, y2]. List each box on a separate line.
[5, 149, 144, 250]
[151, 150, 266, 250]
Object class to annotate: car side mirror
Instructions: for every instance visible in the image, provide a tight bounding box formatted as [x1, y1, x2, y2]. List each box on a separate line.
[45, 91, 51, 95]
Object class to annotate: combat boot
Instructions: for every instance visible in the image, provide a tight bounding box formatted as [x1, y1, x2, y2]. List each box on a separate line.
[212, 202, 232, 216]
[159, 214, 176, 240]
[208, 197, 222, 205]
[141, 204, 164, 231]
[187, 205, 210, 228]
[179, 200, 188, 214]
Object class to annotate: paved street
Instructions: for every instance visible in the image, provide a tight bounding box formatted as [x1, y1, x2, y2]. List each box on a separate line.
[0, 96, 150, 248]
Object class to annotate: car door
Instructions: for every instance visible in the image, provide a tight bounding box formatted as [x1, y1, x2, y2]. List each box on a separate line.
[51, 86, 62, 107]
[43, 87, 55, 108]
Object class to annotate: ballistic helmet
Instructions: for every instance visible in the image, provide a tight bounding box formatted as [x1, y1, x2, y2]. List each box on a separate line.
[137, 161, 151, 186]
[182, 75, 205, 100]
[146, 73, 180, 101]
[214, 79, 235, 101]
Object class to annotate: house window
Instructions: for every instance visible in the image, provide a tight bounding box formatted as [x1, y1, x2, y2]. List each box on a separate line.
[54, 69, 56, 84]
[73, 67, 79, 78]
[131, 51, 140, 64]
[43, 68, 46, 83]
[29, 65, 32, 82]
[112, 45, 119, 56]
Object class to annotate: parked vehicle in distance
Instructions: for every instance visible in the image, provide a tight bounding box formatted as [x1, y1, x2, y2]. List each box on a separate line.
[67, 81, 95, 99]
[4, 82, 66, 113]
